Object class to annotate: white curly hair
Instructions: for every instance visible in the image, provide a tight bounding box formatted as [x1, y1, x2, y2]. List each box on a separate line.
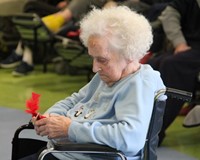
[79, 6, 153, 61]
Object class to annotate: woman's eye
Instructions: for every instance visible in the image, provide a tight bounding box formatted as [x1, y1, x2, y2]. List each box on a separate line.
[97, 58, 108, 64]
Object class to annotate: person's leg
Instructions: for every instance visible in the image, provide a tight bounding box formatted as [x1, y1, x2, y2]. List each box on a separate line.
[15, 41, 24, 56]
[12, 45, 34, 76]
[60, 0, 108, 22]
[43, 0, 108, 33]
[19, 153, 38, 160]
[22, 46, 33, 66]
[19, 152, 59, 160]
[42, 0, 107, 33]
[0, 41, 23, 68]
[147, 51, 172, 70]
[158, 49, 200, 145]
[122, 0, 151, 14]
[160, 49, 200, 91]
[23, 0, 60, 17]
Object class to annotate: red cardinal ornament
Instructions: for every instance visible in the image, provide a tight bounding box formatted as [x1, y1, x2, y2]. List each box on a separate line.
[25, 92, 45, 120]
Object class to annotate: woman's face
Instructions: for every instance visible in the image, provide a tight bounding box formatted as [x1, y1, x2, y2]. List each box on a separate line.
[88, 35, 129, 86]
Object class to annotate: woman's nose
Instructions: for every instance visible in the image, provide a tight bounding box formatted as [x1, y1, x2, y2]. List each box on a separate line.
[92, 60, 101, 73]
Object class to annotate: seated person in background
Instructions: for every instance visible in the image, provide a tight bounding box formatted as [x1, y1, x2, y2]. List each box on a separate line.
[20, 6, 165, 160]
[0, 0, 169, 76]
[42, 0, 172, 33]
[0, 0, 121, 76]
[147, 0, 200, 146]
[23, 0, 69, 17]
[0, 0, 69, 76]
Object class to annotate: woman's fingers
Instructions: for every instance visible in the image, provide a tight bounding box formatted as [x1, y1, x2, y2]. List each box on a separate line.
[33, 115, 71, 138]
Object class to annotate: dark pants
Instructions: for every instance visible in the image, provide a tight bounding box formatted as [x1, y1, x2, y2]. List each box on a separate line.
[148, 48, 200, 144]
[19, 152, 58, 160]
[23, 0, 61, 17]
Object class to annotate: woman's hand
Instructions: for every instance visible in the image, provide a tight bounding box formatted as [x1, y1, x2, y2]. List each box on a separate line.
[56, 1, 68, 9]
[33, 115, 71, 139]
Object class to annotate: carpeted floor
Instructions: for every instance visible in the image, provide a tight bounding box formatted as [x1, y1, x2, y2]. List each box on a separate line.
[0, 107, 197, 160]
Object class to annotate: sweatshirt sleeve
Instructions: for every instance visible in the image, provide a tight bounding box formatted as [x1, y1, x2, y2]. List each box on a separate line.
[159, 6, 187, 47]
[45, 83, 90, 116]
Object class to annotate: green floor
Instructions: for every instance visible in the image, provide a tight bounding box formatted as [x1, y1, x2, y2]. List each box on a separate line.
[0, 65, 88, 113]
[0, 65, 200, 159]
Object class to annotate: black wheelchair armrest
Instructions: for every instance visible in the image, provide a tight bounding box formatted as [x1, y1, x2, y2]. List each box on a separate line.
[39, 142, 127, 160]
[54, 142, 118, 152]
[166, 87, 193, 102]
[13, 121, 33, 138]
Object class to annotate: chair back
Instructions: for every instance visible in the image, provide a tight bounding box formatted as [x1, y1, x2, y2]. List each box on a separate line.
[11, 13, 55, 72]
[143, 89, 166, 160]
[143, 88, 192, 160]
[12, 13, 53, 42]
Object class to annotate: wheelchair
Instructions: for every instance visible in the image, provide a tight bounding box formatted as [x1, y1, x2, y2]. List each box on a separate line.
[12, 88, 192, 160]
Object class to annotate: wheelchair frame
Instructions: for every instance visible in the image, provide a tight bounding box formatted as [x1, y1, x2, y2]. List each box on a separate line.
[12, 88, 192, 160]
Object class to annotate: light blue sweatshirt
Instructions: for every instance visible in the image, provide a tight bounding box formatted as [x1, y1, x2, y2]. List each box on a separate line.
[46, 64, 166, 159]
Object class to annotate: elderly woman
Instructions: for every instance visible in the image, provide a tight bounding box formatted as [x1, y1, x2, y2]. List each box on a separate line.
[26, 6, 165, 160]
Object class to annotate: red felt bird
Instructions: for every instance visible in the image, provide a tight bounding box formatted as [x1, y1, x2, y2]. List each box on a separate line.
[25, 92, 45, 119]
